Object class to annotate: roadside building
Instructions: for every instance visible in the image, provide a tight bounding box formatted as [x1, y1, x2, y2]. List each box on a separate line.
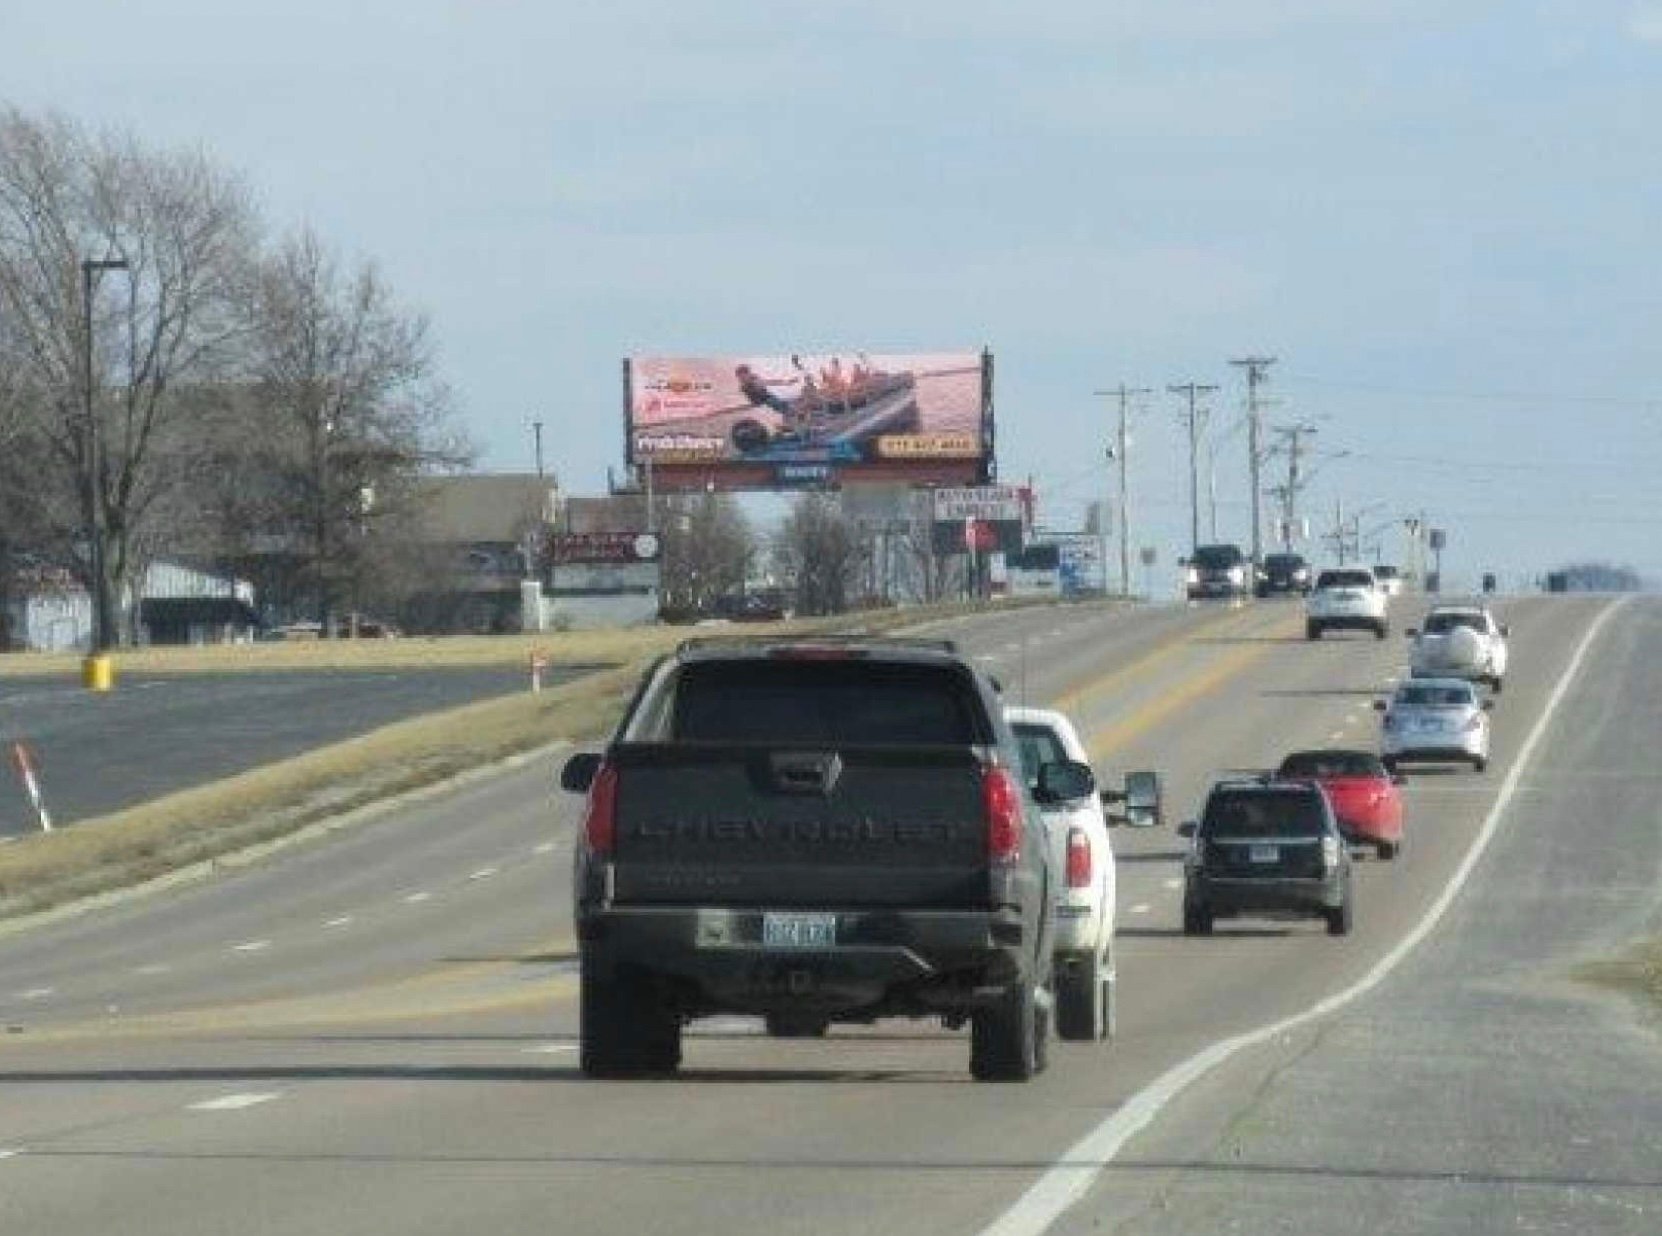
[1, 560, 258, 651]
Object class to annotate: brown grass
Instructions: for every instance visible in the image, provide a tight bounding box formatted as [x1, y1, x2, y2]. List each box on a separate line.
[0, 598, 1074, 920]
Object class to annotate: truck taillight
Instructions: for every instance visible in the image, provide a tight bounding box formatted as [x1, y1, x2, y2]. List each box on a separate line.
[584, 763, 619, 856]
[983, 765, 1022, 864]
[1066, 827, 1092, 889]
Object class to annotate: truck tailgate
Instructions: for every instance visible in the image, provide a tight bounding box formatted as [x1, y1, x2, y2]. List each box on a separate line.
[610, 742, 990, 908]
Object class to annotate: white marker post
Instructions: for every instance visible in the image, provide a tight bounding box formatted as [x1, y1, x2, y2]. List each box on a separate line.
[529, 649, 549, 695]
[9, 743, 52, 833]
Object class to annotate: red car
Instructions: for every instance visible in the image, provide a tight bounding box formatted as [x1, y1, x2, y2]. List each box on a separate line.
[1276, 749, 1406, 860]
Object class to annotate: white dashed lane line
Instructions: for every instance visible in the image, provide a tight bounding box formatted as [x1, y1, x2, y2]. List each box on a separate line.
[0, 1149, 19, 1161]
[324, 916, 354, 928]
[230, 941, 270, 953]
[1129, 904, 1151, 915]
[534, 842, 557, 855]
[521, 1044, 577, 1055]
[17, 987, 54, 1000]
[469, 868, 498, 881]
[132, 964, 171, 976]
[189, 1093, 280, 1112]
[1162, 879, 1183, 891]
[403, 892, 432, 904]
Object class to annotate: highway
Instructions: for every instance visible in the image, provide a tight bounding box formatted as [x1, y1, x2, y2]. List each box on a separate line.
[0, 594, 1655, 1235]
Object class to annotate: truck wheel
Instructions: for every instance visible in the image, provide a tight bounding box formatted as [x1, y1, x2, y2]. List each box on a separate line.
[1055, 953, 1109, 1042]
[1182, 898, 1213, 936]
[971, 978, 1041, 1082]
[1374, 622, 1389, 641]
[1377, 839, 1399, 861]
[580, 958, 681, 1078]
[764, 1013, 829, 1039]
[1305, 622, 1322, 641]
[1325, 898, 1353, 937]
[1490, 676, 1504, 695]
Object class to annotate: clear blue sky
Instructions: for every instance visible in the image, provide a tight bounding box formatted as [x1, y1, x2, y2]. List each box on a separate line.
[7, 1, 1660, 584]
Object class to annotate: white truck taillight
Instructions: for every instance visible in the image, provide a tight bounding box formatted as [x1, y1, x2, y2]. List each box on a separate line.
[1065, 827, 1092, 889]
[983, 765, 1023, 864]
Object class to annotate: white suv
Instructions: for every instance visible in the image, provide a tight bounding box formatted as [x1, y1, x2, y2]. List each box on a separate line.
[1409, 605, 1510, 692]
[1305, 567, 1389, 640]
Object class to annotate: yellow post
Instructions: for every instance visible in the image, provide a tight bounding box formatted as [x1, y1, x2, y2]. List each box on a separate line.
[81, 654, 115, 692]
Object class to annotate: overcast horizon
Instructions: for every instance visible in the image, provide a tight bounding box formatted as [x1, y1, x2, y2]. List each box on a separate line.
[6, 0, 1659, 587]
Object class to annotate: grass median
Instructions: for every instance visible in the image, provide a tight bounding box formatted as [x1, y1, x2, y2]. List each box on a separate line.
[0, 597, 1081, 921]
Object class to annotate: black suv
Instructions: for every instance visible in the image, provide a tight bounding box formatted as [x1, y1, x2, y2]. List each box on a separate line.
[1185, 544, 1251, 600]
[1180, 779, 1354, 936]
[1255, 552, 1312, 597]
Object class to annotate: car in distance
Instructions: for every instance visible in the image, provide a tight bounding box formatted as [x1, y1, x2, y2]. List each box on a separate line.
[1276, 749, 1406, 860]
[1372, 564, 1405, 597]
[1408, 604, 1509, 692]
[1006, 706, 1161, 1043]
[1375, 677, 1493, 773]
[1185, 543, 1251, 600]
[1180, 778, 1355, 936]
[1256, 552, 1313, 597]
[1305, 566, 1389, 640]
[560, 636, 1056, 1082]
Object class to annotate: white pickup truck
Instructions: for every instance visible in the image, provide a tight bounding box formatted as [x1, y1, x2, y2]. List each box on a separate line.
[1409, 605, 1510, 692]
[1305, 567, 1389, 640]
[1008, 707, 1152, 1043]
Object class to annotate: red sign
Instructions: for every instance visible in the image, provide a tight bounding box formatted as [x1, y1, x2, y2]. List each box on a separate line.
[965, 519, 999, 552]
[549, 532, 662, 564]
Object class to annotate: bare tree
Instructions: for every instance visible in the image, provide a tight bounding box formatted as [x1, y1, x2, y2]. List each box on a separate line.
[0, 107, 257, 644]
[659, 492, 753, 616]
[231, 228, 466, 628]
[776, 493, 856, 616]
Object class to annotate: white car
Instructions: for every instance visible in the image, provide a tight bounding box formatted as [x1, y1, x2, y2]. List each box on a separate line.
[1305, 567, 1389, 640]
[1409, 604, 1509, 692]
[1375, 677, 1493, 772]
[1007, 705, 1118, 1042]
[1373, 564, 1405, 597]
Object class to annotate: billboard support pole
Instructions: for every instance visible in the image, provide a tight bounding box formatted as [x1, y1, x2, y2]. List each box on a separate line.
[981, 348, 996, 484]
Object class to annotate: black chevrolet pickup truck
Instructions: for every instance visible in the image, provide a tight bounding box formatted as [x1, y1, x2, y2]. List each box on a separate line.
[559, 637, 1058, 1081]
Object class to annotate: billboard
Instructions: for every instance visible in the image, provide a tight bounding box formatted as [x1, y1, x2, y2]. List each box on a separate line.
[626, 350, 992, 490]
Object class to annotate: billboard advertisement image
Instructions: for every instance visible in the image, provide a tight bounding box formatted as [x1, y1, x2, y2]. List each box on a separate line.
[626, 350, 991, 490]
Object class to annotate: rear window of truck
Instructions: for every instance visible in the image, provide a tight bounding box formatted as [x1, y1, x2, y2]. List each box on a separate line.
[663, 660, 984, 745]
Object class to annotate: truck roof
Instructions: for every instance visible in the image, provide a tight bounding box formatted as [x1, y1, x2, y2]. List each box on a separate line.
[672, 635, 964, 665]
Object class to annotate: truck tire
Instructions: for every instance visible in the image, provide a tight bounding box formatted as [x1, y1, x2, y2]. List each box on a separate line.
[764, 1013, 829, 1038]
[580, 958, 681, 1078]
[1305, 621, 1322, 641]
[1055, 952, 1110, 1042]
[971, 978, 1043, 1082]
[1374, 621, 1389, 640]
[1182, 897, 1214, 936]
[1325, 897, 1353, 937]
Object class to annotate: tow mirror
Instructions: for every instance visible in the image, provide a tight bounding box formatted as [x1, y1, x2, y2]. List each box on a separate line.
[1500, 624, 1511, 638]
[560, 751, 602, 793]
[1404, 628, 1419, 638]
[1372, 699, 1389, 712]
[989, 675, 1005, 695]
[1481, 698, 1495, 711]
[1119, 769, 1164, 827]
[1035, 759, 1095, 805]
[1391, 773, 1408, 786]
[1176, 820, 1197, 839]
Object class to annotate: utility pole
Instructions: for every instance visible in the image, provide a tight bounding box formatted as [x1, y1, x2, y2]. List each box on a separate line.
[531, 419, 545, 479]
[1095, 385, 1152, 597]
[1270, 422, 1317, 549]
[1169, 382, 1219, 553]
[1230, 356, 1276, 568]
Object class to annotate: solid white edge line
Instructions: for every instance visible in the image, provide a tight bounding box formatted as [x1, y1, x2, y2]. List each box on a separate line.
[978, 597, 1627, 1236]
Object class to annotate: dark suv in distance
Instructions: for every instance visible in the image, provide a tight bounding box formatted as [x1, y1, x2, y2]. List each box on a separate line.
[1184, 543, 1250, 600]
[1255, 552, 1312, 597]
[1180, 779, 1354, 936]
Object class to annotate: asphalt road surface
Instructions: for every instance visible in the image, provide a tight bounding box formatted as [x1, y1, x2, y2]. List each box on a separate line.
[0, 594, 1656, 1236]
[0, 665, 591, 834]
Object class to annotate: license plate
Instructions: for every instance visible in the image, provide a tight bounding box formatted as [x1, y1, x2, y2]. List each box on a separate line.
[762, 912, 837, 948]
[1248, 845, 1280, 864]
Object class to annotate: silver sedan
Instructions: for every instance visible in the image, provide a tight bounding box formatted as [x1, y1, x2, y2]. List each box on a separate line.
[1375, 677, 1493, 773]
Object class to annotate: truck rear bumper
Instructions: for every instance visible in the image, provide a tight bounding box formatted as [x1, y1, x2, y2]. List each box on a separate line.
[579, 905, 1030, 1018]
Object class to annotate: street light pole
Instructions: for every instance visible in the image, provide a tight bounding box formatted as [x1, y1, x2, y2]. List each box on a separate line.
[1095, 385, 1151, 597]
[83, 257, 128, 653]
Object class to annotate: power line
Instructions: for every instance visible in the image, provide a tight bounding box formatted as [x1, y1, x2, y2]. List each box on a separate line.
[1281, 374, 1662, 408]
